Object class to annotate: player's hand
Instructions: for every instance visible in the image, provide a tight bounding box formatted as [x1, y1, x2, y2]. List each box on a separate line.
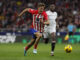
[40, 19, 43, 24]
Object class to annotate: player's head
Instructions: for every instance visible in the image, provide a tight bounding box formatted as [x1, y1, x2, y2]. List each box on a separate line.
[37, 3, 45, 13]
[49, 4, 55, 12]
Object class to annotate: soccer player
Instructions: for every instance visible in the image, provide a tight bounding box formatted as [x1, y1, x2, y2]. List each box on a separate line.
[43, 4, 57, 56]
[67, 21, 76, 43]
[18, 3, 49, 56]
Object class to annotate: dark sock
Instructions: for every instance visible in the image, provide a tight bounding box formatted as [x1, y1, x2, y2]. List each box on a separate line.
[51, 43, 55, 52]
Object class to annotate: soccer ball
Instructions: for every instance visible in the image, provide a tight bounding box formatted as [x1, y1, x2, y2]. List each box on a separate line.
[64, 45, 72, 53]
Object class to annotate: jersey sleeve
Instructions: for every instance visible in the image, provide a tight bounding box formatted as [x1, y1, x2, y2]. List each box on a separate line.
[29, 9, 36, 14]
[44, 12, 48, 21]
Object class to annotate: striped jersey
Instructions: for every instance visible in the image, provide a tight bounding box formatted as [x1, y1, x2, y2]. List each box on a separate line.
[29, 9, 48, 32]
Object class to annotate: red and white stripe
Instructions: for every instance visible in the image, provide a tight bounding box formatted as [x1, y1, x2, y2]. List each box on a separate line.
[33, 14, 44, 32]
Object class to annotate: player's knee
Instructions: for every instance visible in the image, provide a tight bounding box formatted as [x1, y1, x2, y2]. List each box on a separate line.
[37, 33, 42, 38]
[51, 34, 54, 38]
[52, 37, 56, 42]
[51, 35, 56, 42]
[51, 33, 56, 40]
[52, 40, 56, 43]
[35, 32, 42, 37]
[39, 34, 42, 37]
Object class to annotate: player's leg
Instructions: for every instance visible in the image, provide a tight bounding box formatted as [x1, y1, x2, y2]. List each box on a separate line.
[33, 32, 42, 54]
[43, 32, 49, 44]
[43, 26, 49, 44]
[24, 38, 35, 56]
[49, 25, 56, 56]
[24, 28, 37, 56]
[68, 32, 73, 43]
[50, 32, 56, 56]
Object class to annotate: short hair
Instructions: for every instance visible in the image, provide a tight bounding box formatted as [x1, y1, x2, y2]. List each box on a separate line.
[38, 3, 45, 7]
[50, 4, 55, 7]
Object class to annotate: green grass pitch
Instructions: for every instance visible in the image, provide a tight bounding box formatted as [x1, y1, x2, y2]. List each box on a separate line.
[0, 43, 80, 60]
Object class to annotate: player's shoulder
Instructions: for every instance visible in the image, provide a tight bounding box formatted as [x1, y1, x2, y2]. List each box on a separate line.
[46, 10, 51, 15]
[46, 10, 50, 13]
[42, 11, 47, 15]
[46, 10, 57, 14]
[53, 11, 57, 14]
[52, 11, 57, 16]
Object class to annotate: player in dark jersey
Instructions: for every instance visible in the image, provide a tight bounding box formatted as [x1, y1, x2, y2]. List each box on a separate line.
[18, 3, 49, 56]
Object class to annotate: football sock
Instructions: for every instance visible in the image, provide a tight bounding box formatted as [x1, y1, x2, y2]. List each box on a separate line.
[25, 44, 33, 51]
[25, 40, 35, 51]
[25, 46, 29, 51]
[34, 44, 38, 49]
[51, 43, 55, 52]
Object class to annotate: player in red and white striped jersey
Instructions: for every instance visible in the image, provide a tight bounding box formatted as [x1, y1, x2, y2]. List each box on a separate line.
[29, 8, 48, 32]
[18, 3, 49, 56]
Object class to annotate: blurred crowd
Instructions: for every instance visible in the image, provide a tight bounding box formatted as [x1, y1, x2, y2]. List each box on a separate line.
[0, 0, 80, 32]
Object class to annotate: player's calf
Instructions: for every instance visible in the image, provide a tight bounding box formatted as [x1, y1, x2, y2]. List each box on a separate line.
[33, 32, 42, 54]
[24, 39, 35, 56]
[51, 33, 56, 56]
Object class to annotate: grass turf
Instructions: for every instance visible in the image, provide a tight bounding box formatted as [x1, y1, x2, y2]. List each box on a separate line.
[0, 43, 80, 60]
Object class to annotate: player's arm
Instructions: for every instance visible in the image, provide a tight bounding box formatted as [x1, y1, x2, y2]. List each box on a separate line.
[43, 20, 50, 25]
[40, 12, 50, 25]
[40, 19, 50, 25]
[18, 8, 30, 17]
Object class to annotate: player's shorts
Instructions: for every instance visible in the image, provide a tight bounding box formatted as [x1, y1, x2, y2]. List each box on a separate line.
[43, 25, 56, 38]
[27, 28, 38, 39]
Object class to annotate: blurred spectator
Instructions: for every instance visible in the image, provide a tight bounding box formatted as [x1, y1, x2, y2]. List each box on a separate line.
[0, 0, 80, 32]
[67, 22, 76, 33]
[67, 21, 76, 43]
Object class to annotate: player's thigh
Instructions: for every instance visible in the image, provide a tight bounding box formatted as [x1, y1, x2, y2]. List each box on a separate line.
[43, 27, 49, 38]
[49, 27, 56, 41]
[49, 26, 56, 34]
[43, 32, 49, 38]
[34, 32, 42, 38]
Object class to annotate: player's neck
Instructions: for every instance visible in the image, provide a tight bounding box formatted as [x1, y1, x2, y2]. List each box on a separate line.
[50, 10, 54, 12]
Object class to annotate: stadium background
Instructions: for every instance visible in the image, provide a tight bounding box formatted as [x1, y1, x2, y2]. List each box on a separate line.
[0, 0, 80, 60]
[0, 0, 80, 43]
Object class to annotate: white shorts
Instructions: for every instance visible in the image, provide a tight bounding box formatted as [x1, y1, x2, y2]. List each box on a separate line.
[43, 25, 56, 38]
